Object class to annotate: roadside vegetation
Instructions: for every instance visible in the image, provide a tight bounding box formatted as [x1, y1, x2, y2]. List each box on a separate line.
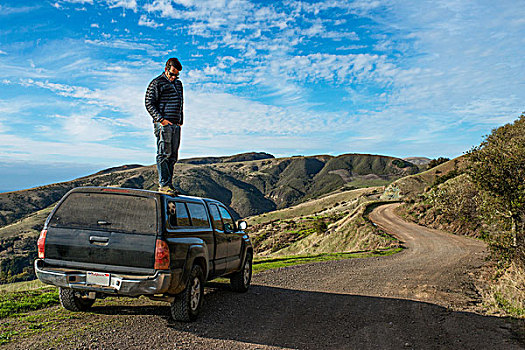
[427, 157, 450, 170]
[394, 114, 525, 317]
[246, 187, 399, 256]
[0, 288, 58, 318]
[252, 248, 402, 273]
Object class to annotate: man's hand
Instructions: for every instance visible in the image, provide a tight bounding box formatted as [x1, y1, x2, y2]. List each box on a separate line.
[160, 119, 173, 126]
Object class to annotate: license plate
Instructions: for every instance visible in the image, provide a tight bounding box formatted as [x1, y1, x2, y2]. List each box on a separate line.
[86, 271, 110, 286]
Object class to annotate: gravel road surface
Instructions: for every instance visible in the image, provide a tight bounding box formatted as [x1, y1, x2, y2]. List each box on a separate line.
[8, 203, 525, 349]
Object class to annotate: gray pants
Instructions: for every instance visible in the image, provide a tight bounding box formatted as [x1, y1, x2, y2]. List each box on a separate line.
[154, 123, 181, 187]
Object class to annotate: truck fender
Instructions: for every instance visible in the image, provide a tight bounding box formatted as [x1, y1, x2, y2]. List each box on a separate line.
[238, 234, 253, 272]
[165, 237, 209, 295]
[172, 244, 208, 295]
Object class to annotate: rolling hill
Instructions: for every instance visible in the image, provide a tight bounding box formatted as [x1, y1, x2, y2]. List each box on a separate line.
[0, 151, 419, 283]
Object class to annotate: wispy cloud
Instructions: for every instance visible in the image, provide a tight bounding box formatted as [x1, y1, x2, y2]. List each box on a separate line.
[84, 38, 168, 55]
[61, 0, 93, 4]
[53, 114, 117, 142]
[0, 0, 524, 173]
[0, 132, 152, 164]
[105, 0, 137, 11]
[138, 14, 163, 28]
[0, 4, 40, 15]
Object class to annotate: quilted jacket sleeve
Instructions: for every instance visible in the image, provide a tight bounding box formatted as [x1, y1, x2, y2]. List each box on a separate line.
[145, 78, 163, 122]
[179, 82, 184, 126]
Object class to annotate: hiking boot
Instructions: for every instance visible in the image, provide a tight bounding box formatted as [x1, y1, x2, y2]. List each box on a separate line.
[158, 185, 178, 195]
[168, 184, 181, 195]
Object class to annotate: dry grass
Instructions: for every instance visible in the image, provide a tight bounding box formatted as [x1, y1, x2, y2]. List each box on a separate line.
[388, 156, 467, 198]
[246, 187, 382, 226]
[483, 263, 525, 318]
[0, 280, 47, 293]
[275, 201, 397, 256]
[0, 206, 53, 239]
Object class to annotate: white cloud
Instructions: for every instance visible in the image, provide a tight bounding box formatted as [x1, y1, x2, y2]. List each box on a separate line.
[72, 0, 94, 3]
[336, 45, 368, 50]
[90, 23, 99, 28]
[61, 0, 93, 4]
[22, 79, 97, 100]
[275, 53, 401, 85]
[302, 20, 359, 40]
[2, 0, 524, 164]
[84, 38, 168, 55]
[144, 0, 178, 18]
[105, 0, 137, 11]
[138, 15, 163, 28]
[451, 97, 521, 124]
[0, 132, 152, 164]
[54, 114, 116, 141]
[0, 4, 40, 15]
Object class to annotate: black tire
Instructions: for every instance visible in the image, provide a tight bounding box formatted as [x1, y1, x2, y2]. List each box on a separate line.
[230, 252, 252, 292]
[59, 287, 95, 312]
[171, 265, 204, 322]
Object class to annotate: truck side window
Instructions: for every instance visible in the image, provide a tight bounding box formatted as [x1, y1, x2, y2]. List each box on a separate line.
[218, 206, 235, 232]
[167, 201, 191, 227]
[209, 204, 223, 231]
[187, 203, 210, 228]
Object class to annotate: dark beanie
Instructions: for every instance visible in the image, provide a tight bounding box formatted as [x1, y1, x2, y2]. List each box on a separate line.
[166, 57, 182, 71]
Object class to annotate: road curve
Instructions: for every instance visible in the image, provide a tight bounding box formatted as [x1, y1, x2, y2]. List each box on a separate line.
[7, 203, 524, 349]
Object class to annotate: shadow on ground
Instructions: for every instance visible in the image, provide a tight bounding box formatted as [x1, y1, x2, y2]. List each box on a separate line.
[89, 282, 524, 350]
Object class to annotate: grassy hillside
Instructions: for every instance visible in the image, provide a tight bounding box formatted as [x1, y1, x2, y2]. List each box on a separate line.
[402, 157, 431, 166]
[382, 156, 466, 200]
[0, 152, 419, 227]
[246, 186, 399, 257]
[248, 187, 378, 225]
[0, 152, 418, 284]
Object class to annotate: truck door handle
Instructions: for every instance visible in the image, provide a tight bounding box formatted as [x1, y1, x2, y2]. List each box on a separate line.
[89, 236, 109, 244]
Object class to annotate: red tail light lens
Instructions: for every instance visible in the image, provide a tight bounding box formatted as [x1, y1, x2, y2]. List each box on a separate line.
[37, 229, 47, 259]
[154, 239, 170, 270]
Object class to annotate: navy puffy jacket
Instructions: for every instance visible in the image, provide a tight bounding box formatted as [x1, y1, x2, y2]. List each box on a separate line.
[145, 73, 184, 125]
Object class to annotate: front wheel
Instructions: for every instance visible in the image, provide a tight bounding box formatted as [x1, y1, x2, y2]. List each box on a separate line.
[59, 287, 95, 312]
[230, 252, 252, 292]
[171, 264, 204, 322]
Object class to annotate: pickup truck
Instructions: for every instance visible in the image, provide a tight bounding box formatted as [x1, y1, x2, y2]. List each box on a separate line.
[34, 186, 253, 321]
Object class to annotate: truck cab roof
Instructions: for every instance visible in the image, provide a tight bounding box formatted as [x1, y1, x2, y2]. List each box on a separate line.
[66, 186, 222, 204]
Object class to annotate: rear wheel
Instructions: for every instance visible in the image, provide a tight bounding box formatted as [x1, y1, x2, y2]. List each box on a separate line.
[59, 287, 95, 312]
[230, 252, 252, 292]
[170, 265, 204, 322]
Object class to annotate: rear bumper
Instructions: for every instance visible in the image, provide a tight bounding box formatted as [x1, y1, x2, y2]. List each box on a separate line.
[34, 259, 174, 296]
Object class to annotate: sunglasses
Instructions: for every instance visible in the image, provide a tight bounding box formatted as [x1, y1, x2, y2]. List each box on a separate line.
[167, 71, 179, 77]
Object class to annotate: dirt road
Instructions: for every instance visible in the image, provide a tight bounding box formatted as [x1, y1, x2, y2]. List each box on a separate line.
[8, 203, 525, 349]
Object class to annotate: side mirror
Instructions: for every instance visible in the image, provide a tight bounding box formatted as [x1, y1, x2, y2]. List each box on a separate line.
[238, 220, 248, 230]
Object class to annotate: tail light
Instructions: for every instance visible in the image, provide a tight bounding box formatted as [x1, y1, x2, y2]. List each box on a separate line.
[154, 239, 170, 270]
[37, 229, 47, 259]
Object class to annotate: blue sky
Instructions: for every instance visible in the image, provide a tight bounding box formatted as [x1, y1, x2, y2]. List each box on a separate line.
[0, 0, 524, 191]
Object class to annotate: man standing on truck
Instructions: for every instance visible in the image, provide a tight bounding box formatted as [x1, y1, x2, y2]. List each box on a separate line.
[145, 57, 184, 195]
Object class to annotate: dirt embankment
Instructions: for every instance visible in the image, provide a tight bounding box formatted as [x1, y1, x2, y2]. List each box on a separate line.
[5, 203, 524, 349]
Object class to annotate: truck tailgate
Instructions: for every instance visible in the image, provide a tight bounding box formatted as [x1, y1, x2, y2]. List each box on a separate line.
[45, 227, 156, 269]
[44, 191, 158, 269]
